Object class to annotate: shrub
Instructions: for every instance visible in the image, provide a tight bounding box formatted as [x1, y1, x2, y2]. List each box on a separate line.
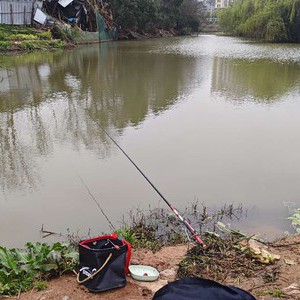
[7, 34, 38, 41]
[19, 41, 36, 50]
[287, 208, 300, 233]
[0, 41, 12, 51]
[37, 31, 52, 40]
[218, 0, 300, 42]
[0, 242, 78, 296]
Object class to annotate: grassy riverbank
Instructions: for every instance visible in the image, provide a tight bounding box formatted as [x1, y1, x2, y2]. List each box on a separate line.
[1, 207, 299, 298]
[2, 234, 299, 299]
[0, 25, 67, 52]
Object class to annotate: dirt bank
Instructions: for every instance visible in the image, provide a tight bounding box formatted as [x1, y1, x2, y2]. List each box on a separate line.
[13, 235, 300, 300]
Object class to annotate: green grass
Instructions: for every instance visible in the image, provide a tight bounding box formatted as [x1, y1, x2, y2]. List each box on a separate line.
[7, 34, 38, 41]
[0, 25, 66, 52]
[37, 31, 52, 40]
[0, 32, 8, 40]
[18, 40, 67, 50]
[257, 288, 285, 298]
[0, 41, 12, 51]
[19, 41, 37, 50]
[287, 208, 300, 233]
[33, 280, 48, 291]
[0, 24, 36, 34]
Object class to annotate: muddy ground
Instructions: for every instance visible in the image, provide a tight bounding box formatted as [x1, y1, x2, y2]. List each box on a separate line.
[9, 235, 300, 300]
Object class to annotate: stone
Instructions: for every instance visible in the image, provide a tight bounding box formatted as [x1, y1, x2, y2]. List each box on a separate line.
[129, 277, 168, 295]
[283, 283, 300, 296]
[159, 268, 177, 281]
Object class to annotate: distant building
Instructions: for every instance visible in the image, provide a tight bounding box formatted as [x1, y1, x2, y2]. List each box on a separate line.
[201, 0, 216, 18]
[0, 0, 37, 25]
[215, 0, 234, 9]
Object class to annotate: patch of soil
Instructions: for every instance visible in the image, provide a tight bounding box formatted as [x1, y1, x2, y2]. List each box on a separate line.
[250, 235, 300, 299]
[17, 276, 147, 300]
[119, 28, 178, 40]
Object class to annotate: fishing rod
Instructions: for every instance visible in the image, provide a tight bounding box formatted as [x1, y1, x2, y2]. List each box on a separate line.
[101, 128, 205, 247]
[78, 175, 116, 231]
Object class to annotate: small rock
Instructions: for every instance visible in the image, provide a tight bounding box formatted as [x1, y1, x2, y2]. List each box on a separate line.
[283, 283, 300, 296]
[62, 296, 70, 300]
[284, 259, 297, 265]
[142, 288, 152, 296]
[130, 260, 139, 265]
[132, 278, 168, 294]
[159, 268, 177, 281]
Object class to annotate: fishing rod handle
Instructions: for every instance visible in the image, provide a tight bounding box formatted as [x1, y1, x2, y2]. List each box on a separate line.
[194, 234, 204, 245]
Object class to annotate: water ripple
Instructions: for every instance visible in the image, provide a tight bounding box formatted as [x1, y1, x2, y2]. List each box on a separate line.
[158, 35, 300, 64]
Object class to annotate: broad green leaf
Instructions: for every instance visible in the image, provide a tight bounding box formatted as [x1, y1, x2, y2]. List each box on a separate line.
[64, 252, 79, 260]
[14, 249, 30, 264]
[0, 268, 10, 277]
[47, 250, 61, 262]
[0, 247, 17, 271]
[39, 263, 58, 272]
[20, 264, 33, 273]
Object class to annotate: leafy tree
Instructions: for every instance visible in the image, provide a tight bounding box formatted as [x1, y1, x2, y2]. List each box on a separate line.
[135, 0, 159, 31]
[157, 0, 183, 28]
[110, 0, 140, 29]
[177, 0, 205, 34]
[288, 0, 300, 41]
[218, 0, 300, 42]
[109, 0, 205, 33]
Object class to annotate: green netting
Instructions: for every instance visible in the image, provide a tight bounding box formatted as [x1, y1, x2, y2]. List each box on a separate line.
[68, 11, 118, 43]
[72, 31, 99, 43]
[96, 11, 118, 41]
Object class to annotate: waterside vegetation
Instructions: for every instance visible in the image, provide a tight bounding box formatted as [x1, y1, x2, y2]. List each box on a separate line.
[0, 25, 66, 52]
[0, 0, 205, 53]
[110, 0, 205, 35]
[218, 0, 300, 42]
[0, 242, 78, 296]
[1, 206, 299, 297]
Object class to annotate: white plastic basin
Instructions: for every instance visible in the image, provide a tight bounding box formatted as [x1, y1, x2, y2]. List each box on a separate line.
[129, 265, 159, 282]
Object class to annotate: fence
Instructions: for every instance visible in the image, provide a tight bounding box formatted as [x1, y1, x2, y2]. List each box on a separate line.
[0, 0, 35, 25]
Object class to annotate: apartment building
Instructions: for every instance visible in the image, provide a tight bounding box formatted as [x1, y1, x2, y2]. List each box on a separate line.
[215, 0, 234, 8]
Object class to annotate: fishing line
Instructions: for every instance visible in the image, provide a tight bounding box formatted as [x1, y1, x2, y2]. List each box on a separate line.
[100, 127, 205, 247]
[78, 174, 116, 231]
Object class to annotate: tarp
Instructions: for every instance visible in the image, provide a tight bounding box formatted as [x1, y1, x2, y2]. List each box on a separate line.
[33, 8, 47, 25]
[153, 278, 256, 300]
[58, 0, 74, 8]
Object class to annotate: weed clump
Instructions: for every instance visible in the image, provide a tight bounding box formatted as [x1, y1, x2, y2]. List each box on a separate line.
[116, 203, 245, 251]
[177, 233, 273, 283]
[117, 207, 191, 251]
[0, 25, 67, 52]
[0, 242, 78, 296]
[0, 41, 11, 51]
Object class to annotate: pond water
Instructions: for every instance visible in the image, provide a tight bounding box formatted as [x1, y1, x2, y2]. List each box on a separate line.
[1, 35, 300, 247]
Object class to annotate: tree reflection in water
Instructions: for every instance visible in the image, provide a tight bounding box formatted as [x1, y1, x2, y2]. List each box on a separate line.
[0, 41, 201, 193]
